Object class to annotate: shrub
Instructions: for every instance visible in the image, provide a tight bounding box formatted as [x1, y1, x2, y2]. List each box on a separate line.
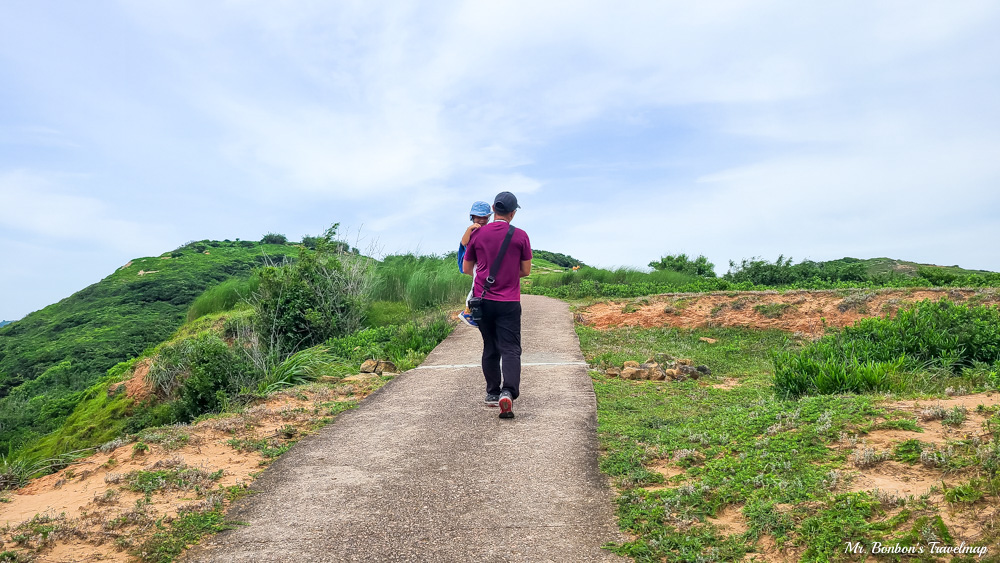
[251, 224, 375, 359]
[261, 233, 288, 245]
[648, 254, 716, 277]
[774, 299, 1000, 397]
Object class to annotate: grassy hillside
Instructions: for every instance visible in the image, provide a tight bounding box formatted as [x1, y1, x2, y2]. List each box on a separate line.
[0, 240, 298, 454]
[0, 321, 11, 328]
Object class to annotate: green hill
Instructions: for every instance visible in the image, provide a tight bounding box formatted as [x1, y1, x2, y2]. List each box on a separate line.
[0, 321, 11, 328]
[0, 239, 297, 454]
[817, 257, 993, 278]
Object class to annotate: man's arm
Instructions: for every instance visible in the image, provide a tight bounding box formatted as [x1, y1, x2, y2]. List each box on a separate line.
[520, 260, 531, 278]
[463, 260, 476, 276]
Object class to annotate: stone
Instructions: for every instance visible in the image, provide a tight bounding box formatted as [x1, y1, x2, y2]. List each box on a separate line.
[623, 361, 640, 368]
[605, 367, 621, 377]
[376, 360, 398, 374]
[649, 368, 666, 381]
[699, 337, 717, 344]
[621, 367, 645, 380]
[663, 368, 679, 379]
[696, 365, 712, 375]
[650, 353, 675, 365]
[677, 358, 693, 366]
[360, 359, 378, 373]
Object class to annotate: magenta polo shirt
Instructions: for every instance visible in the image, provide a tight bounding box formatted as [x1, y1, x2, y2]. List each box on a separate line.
[464, 220, 532, 302]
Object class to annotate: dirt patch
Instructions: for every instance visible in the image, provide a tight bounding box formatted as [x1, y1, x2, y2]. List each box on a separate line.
[709, 377, 741, 390]
[840, 392, 1000, 545]
[751, 534, 803, 562]
[579, 288, 997, 338]
[707, 504, 748, 536]
[0, 380, 374, 562]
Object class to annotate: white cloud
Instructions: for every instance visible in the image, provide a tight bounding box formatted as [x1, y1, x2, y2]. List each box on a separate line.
[0, 170, 167, 253]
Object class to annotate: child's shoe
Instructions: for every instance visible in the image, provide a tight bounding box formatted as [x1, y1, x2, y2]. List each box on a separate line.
[458, 308, 477, 327]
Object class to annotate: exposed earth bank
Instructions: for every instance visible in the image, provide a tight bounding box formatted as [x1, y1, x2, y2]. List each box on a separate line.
[579, 288, 1000, 337]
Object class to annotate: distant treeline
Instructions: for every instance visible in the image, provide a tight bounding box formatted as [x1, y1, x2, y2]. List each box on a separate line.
[526, 254, 1000, 299]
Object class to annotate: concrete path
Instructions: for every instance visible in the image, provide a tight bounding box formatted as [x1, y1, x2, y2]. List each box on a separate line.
[186, 295, 625, 562]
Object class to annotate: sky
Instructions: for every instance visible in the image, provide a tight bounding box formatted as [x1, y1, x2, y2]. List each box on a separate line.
[2, 1, 999, 320]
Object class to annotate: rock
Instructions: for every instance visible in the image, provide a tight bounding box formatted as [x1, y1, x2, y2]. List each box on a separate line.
[696, 365, 712, 375]
[360, 359, 378, 373]
[621, 367, 645, 380]
[318, 375, 340, 383]
[678, 365, 702, 380]
[677, 358, 693, 366]
[649, 368, 666, 381]
[699, 337, 717, 344]
[623, 360, 640, 368]
[663, 368, 679, 379]
[639, 363, 664, 381]
[606, 367, 621, 377]
[650, 353, 675, 365]
[376, 360, 398, 374]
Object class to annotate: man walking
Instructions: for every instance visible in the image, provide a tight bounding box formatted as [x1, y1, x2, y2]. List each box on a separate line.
[462, 191, 532, 419]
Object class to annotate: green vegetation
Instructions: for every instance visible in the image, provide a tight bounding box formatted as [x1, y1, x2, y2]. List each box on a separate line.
[3, 230, 459, 475]
[649, 254, 716, 277]
[0, 240, 298, 455]
[532, 249, 585, 268]
[525, 255, 1000, 300]
[373, 254, 469, 310]
[135, 508, 236, 563]
[753, 303, 793, 318]
[579, 322, 999, 560]
[773, 299, 1000, 397]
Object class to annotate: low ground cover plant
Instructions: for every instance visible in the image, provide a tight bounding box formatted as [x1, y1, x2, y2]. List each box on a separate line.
[578, 323, 999, 560]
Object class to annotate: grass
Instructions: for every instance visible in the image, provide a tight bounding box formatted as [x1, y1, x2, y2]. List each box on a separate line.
[578, 322, 998, 560]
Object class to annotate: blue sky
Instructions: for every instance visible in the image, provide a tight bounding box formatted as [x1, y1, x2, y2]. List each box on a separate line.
[2, 1, 999, 320]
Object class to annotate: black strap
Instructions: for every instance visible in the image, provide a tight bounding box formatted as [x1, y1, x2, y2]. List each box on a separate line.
[481, 223, 516, 298]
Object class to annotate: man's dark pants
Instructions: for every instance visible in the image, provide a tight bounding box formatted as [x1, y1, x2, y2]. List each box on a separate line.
[477, 299, 522, 399]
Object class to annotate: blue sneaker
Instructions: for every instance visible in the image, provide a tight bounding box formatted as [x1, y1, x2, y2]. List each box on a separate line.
[484, 393, 500, 407]
[459, 309, 478, 327]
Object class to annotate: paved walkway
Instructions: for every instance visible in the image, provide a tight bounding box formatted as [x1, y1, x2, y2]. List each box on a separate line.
[186, 295, 624, 562]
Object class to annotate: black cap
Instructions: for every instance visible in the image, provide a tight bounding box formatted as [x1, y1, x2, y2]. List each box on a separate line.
[493, 191, 520, 214]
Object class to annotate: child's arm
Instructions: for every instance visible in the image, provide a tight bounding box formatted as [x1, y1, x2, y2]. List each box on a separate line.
[460, 223, 481, 246]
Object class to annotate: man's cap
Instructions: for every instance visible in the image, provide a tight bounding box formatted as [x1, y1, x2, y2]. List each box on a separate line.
[493, 191, 520, 214]
[469, 201, 492, 219]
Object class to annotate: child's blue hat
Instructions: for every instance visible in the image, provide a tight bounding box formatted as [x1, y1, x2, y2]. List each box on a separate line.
[469, 201, 492, 220]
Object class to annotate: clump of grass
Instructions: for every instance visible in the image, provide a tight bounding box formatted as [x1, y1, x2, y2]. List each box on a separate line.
[124, 466, 221, 495]
[226, 438, 291, 459]
[774, 299, 1000, 397]
[942, 406, 968, 426]
[754, 303, 793, 319]
[894, 439, 925, 464]
[838, 291, 875, 313]
[851, 445, 891, 468]
[187, 277, 258, 322]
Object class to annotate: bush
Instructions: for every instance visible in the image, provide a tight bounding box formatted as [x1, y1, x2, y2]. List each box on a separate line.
[261, 233, 288, 245]
[251, 224, 374, 358]
[773, 300, 1000, 397]
[648, 254, 716, 277]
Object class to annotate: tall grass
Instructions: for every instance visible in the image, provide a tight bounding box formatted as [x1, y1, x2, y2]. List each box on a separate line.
[530, 266, 699, 288]
[373, 254, 469, 309]
[773, 299, 1000, 397]
[187, 277, 259, 322]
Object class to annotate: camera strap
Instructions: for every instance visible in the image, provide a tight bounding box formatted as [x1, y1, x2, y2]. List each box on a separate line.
[480, 223, 516, 299]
